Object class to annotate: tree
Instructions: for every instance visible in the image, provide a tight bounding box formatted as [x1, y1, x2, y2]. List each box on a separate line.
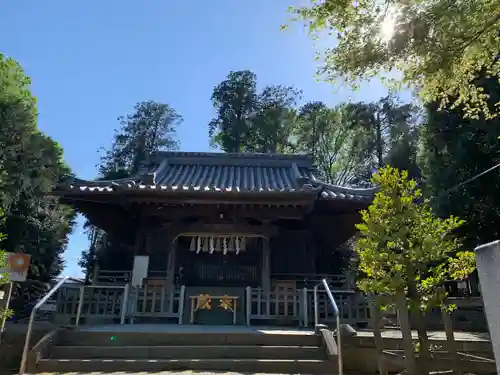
[0, 54, 76, 282]
[247, 85, 301, 153]
[209, 70, 259, 152]
[345, 96, 421, 179]
[99, 100, 182, 176]
[0, 54, 38, 210]
[209, 71, 304, 154]
[355, 166, 475, 374]
[81, 101, 182, 279]
[419, 74, 500, 250]
[293, 102, 370, 185]
[289, 0, 500, 119]
[78, 223, 100, 284]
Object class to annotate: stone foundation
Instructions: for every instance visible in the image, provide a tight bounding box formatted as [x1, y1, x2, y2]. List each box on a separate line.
[0, 324, 52, 372]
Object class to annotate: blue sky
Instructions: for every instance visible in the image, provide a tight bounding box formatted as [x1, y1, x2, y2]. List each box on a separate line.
[1, 1, 391, 277]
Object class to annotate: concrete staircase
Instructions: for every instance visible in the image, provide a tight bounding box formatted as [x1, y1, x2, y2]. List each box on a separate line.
[33, 327, 335, 373]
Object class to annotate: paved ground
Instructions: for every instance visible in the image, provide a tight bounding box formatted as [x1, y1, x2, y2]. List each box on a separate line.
[9, 370, 312, 375]
[37, 370, 312, 375]
[78, 324, 316, 335]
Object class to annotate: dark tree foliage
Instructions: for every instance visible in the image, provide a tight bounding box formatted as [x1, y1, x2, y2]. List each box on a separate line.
[0, 55, 76, 282]
[209, 70, 259, 153]
[419, 75, 500, 249]
[99, 100, 182, 175]
[247, 85, 301, 153]
[345, 96, 421, 179]
[80, 101, 182, 279]
[209, 71, 421, 186]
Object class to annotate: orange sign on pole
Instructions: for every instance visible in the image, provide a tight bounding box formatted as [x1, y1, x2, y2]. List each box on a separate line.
[1, 253, 31, 282]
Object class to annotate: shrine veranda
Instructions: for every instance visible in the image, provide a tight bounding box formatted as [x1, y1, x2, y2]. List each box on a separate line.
[52, 152, 377, 327]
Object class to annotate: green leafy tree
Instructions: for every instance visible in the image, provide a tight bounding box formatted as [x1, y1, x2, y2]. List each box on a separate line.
[419, 74, 500, 250]
[247, 84, 301, 153]
[209, 70, 259, 152]
[99, 100, 182, 175]
[209, 71, 303, 154]
[293, 102, 370, 185]
[344, 96, 421, 179]
[289, 0, 500, 119]
[355, 166, 475, 374]
[0, 54, 38, 210]
[0, 54, 76, 282]
[81, 101, 182, 279]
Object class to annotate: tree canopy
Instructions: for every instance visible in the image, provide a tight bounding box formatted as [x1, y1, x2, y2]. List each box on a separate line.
[0, 54, 76, 282]
[356, 166, 474, 300]
[355, 166, 475, 374]
[289, 0, 500, 119]
[419, 74, 500, 249]
[208, 70, 420, 185]
[80, 100, 183, 278]
[99, 100, 182, 176]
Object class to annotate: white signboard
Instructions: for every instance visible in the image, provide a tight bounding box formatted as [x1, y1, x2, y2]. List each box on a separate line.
[0, 252, 31, 282]
[131, 255, 149, 287]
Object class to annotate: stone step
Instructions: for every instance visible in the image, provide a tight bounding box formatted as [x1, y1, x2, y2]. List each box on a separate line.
[50, 344, 325, 360]
[60, 331, 321, 347]
[37, 358, 334, 374]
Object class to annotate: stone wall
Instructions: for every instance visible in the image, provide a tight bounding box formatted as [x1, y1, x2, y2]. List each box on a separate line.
[425, 301, 488, 332]
[0, 324, 52, 371]
[342, 331, 495, 374]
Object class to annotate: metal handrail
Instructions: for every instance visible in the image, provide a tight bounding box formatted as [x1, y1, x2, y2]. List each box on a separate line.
[321, 278, 344, 375]
[19, 276, 84, 374]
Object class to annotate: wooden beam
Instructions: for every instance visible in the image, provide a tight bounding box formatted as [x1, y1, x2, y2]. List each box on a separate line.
[136, 204, 309, 220]
[127, 191, 315, 206]
[168, 222, 278, 240]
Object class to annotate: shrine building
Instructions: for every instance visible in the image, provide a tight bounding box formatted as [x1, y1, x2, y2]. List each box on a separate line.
[52, 152, 376, 327]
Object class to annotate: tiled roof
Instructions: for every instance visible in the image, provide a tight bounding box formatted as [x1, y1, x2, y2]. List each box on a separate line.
[58, 152, 376, 202]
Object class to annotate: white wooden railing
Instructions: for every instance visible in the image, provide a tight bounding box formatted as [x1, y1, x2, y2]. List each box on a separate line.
[56, 284, 185, 324]
[129, 285, 185, 323]
[245, 286, 305, 325]
[245, 286, 370, 327]
[56, 285, 129, 323]
[54, 278, 368, 327]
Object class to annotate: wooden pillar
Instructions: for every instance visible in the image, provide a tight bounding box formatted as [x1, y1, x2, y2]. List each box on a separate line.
[91, 262, 100, 284]
[166, 239, 177, 291]
[261, 237, 271, 292]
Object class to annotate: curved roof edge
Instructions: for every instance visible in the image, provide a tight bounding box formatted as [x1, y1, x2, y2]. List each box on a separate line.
[55, 152, 377, 203]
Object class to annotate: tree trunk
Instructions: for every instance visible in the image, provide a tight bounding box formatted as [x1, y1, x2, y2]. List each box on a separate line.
[407, 266, 430, 374]
[375, 113, 384, 168]
[395, 288, 418, 375]
[370, 294, 389, 375]
[412, 308, 430, 374]
[441, 298, 462, 375]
